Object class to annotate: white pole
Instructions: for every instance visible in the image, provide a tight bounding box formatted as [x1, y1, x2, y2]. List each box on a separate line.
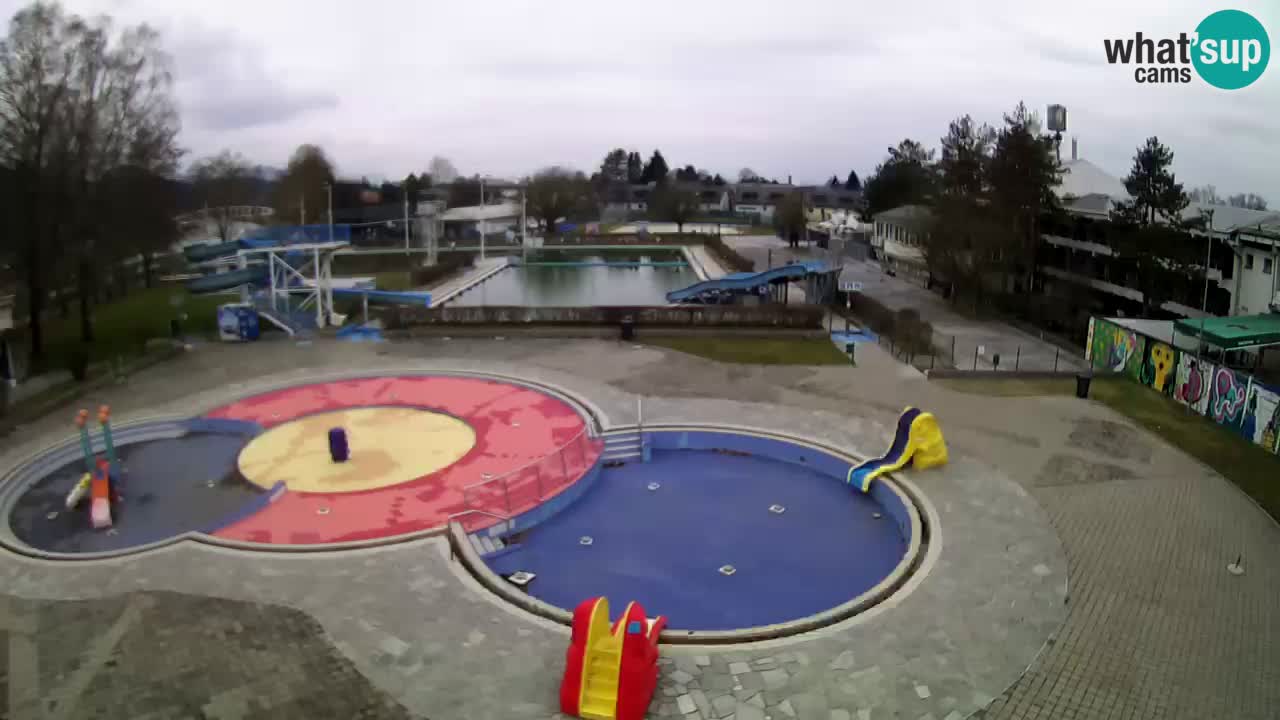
[327, 183, 334, 243]
[480, 179, 486, 261]
[404, 190, 410, 254]
[1198, 210, 1213, 362]
[521, 190, 527, 260]
[313, 247, 323, 328]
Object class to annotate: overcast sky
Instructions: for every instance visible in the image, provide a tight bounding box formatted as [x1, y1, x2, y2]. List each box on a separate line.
[5, 0, 1278, 200]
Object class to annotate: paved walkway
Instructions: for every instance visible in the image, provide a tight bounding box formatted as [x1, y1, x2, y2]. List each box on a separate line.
[0, 337, 1275, 719]
[724, 236, 1084, 372]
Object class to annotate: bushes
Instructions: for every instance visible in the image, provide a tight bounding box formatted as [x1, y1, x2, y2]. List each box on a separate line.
[848, 295, 937, 359]
[703, 236, 755, 273]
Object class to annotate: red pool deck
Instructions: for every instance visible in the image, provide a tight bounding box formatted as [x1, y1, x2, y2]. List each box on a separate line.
[204, 376, 601, 545]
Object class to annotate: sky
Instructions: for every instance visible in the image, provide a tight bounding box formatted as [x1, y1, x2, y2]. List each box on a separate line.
[4, 0, 1278, 201]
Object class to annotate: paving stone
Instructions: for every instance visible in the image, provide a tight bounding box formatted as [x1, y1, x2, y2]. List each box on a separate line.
[691, 689, 712, 716]
[672, 669, 696, 684]
[677, 694, 697, 714]
[830, 710, 851, 720]
[712, 693, 738, 717]
[695, 655, 712, 667]
[829, 650, 856, 670]
[775, 698, 796, 717]
[753, 657, 777, 669]
[761, 668, 789, 690]
[729, 661, 751, 675]
[734, 700, 766, 720]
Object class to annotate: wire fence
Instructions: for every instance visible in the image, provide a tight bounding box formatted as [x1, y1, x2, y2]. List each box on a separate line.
[456, 428, 601, 532]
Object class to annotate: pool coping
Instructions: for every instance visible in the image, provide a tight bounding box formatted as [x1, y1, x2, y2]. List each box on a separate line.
[448, 422, 929, 645]
[0, 368, 610, 561]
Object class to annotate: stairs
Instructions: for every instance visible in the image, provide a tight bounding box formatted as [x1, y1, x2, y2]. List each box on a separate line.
[251, 294, 316, 338]
[579, 645, 620, 719]
[601, 432, 643, 464]
[467, 533, 507, 557]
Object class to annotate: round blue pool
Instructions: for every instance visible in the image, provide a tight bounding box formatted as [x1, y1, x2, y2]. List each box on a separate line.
[485, 431, 920, 632]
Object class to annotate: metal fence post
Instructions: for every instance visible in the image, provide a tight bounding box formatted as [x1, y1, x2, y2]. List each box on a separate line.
[951, 336, 957, 367]
[973, 346, 979, 370]
[1054, 348, 1060, 372]
[1015, 346, 1021, 371]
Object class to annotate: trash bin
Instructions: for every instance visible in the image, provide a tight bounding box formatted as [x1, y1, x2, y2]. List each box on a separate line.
[620, 315, 635, 341]
[217, 304, 260, 342]
[169, 318, 181, 338]
[1076, 372, 1093, 399]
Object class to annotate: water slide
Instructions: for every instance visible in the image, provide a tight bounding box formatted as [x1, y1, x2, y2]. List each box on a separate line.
[846, 407, 948, 492]
[665, 260, 828, 303]
[561, 597, 666, 720]
[185, 267, 268, 294]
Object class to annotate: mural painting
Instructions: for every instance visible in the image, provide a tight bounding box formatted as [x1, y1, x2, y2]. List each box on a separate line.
[1090, 320, 1142, 375]
[1140, 341, 1178, 396]
[1174, 354, 1213, 415]
[1242, 383, 1280, 450]
[1208, 367, 1249, 430]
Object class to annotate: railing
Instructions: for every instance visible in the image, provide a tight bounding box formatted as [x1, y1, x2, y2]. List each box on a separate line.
[457, 427, 601, 531]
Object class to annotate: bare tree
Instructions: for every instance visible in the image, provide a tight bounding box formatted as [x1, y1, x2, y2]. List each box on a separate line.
[428, 155, 458, 184]
[191, 150, 255, 241]
[525, 167, 594, 236]
[0, 1, 182, 355]
[273, 144, 335, 225]
[652, 186, 700, 234]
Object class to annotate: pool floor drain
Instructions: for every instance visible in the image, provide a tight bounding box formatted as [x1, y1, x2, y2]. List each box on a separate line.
[873, 512, 883, 519]
[317, 507, 331, 516]
[768, 504, 786, 514]
[718, 565, 737, 576]
[579, 536, 594, 546]
[46, 511, 58, 520]
[647, 482, 661, 491]
[507, 571, 536, 587]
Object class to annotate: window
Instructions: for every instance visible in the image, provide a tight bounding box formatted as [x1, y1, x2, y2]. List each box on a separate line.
[1246, 254, 1254, 270]
[813, 194, 828, 204]
[741, 191, 758, 202]
[1266, 258, 1274, 275]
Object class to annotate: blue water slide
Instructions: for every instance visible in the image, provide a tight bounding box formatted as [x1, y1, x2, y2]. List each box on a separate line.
[665, 261, 828, 302]
[330, 288, 432, 307]
[185, 267, 268, 294]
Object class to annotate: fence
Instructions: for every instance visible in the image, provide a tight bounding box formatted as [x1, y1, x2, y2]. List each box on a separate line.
[1088, 317, 1280, 455]
[455, 428, 602, 532]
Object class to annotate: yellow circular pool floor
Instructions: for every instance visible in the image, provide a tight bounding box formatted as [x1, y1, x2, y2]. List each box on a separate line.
[237, 407, 476, 493]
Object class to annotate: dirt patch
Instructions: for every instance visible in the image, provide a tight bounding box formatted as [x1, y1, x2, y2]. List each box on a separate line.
[1034, 454, 1138, 487]
[1067, 418, 1153, 464]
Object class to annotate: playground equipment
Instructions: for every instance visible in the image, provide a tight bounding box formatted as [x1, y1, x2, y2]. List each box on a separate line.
[65, 406, 122, 528]
[847, 407, 948, 492]
[560, 597, 666, 720]
[328, 427, 349, 462]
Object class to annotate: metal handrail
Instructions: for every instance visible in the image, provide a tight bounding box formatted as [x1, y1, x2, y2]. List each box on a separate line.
[460, 425, 595, 513]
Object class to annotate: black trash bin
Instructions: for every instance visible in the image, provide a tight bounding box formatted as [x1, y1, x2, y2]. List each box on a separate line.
[1076, 371, 1093, 399]
[169, 318, 181, 338]
[620, 315, 635, 341]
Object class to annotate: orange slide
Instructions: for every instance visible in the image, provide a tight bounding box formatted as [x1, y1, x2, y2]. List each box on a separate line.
[560, 597, 666, 720]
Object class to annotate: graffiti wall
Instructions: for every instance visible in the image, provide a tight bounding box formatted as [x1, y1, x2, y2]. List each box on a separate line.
[1242, 383, 1280, 452]
[1207, 367, 1249, 431]
[1092, 316, 1280, 456]
[1174, 353, 1213, 415]
[1140, 341, 1179, 396]
[1090, 319, 1143, 376]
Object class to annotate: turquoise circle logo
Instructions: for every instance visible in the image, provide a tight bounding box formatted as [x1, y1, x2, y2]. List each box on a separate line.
[1193, 10, 1270, 89]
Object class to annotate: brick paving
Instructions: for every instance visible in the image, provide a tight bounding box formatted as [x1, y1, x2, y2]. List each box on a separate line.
[0, 337, 1274, 719]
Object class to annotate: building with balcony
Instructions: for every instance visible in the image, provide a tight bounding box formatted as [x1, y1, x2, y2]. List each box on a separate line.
[871, 205, 932, 286]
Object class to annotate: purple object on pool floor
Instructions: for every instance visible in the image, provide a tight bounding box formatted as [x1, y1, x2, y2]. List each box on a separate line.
[328, 428, 349, 462]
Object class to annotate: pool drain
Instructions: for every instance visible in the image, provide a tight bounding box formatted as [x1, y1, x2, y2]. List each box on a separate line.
[579, 536, 593, 546]
[768, 504, 786, 514]
[317, 507, 331, 516]
[46, 511, 58, 520]
[719, 565, 737, 576]
[873, 512, 883, 519]
[507, 571, 536, 587]
[647, 482, 661, 491]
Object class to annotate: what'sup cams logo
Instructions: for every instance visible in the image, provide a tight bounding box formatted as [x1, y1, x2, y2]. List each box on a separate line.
[1104, 9, 1269, 89]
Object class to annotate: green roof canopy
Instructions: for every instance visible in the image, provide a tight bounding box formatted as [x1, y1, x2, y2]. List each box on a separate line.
[1174, 314, 1280, 350]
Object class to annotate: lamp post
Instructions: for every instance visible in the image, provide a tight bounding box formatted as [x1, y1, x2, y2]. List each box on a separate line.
[1197, 208, 1214, 363]
[325, 182, 334, 243]
[479, 178, 486, 261]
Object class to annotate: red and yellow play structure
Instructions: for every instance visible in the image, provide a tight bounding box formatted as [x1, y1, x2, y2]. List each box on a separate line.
[560, 597, 666, 720]
[67, 406, 121, 529]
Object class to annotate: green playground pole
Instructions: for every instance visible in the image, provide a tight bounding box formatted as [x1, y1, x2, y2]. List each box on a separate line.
[75, 409, 94, 475]
[97, 406, 120, 477]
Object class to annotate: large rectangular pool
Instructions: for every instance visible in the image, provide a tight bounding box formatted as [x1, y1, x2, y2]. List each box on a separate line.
[442, 250, 698, 307]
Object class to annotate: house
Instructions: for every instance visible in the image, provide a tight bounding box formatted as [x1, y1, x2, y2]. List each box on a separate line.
[872, 205, 933, 286]
[439, 202, 523, 242]
[732, 183, 796, 222]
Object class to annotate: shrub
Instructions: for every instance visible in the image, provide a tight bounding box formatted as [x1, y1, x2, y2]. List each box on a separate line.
[66, 346, 90, 382]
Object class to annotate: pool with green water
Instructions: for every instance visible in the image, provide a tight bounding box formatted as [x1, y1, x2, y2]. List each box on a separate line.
[441, 250, 698, 307]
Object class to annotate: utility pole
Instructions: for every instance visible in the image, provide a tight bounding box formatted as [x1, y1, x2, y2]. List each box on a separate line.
[1197, 208, 1214, 363]
[300, 193, 306, 226]
[326, 183, 333, 243]
[403, 188, 410, 255]
[521, 189, 528, 261]
[479, 178, 487, 261]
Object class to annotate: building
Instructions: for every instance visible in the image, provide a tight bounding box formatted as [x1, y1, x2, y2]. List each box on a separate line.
[871, 205, 932, 286]
[439, 202, 523, 242]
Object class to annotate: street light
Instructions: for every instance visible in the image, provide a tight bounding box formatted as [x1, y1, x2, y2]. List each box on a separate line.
[1197, 208, 1214, 363]
[325, 182, 334, 243]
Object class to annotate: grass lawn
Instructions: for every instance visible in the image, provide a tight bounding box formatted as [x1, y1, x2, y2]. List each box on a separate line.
[936, 375, 1280, 520]
[373, 271, 413, 291]
[642, 336, 849, 365]
[42, 286, 223, 368]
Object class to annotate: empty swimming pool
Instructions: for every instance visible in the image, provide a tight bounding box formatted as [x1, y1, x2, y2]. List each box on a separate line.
[484, 430, 921, 633]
